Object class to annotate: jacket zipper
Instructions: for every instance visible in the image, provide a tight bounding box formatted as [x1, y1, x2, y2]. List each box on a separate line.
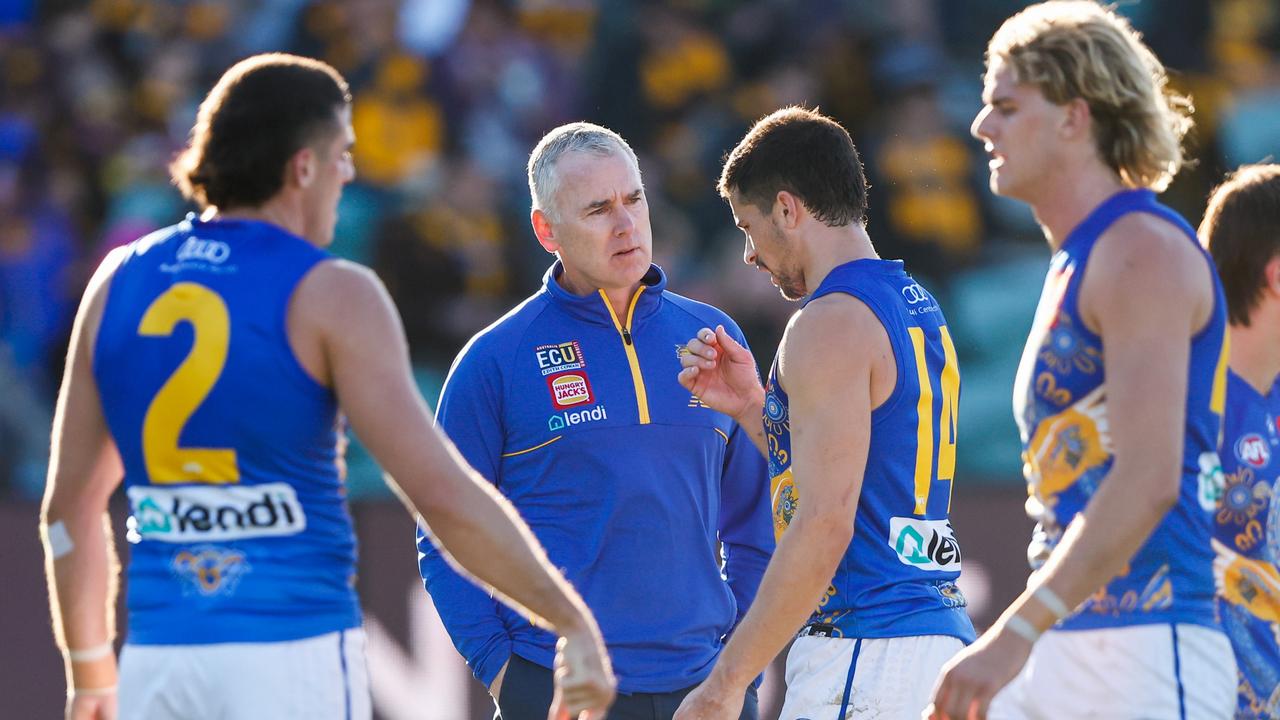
[600, 287, 650, 424]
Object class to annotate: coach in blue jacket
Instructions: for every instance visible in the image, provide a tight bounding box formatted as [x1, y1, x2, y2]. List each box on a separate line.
[416, 122, 774, 719]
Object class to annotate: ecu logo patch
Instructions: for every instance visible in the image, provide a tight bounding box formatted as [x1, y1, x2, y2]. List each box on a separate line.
[535, 341, 585, 376]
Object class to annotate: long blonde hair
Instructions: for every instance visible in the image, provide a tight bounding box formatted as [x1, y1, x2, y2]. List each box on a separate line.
[985, 1, 1193, 191]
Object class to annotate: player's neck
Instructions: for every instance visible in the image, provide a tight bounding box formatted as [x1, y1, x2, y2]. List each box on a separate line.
[1229, 311, 1280, 395]
[1028, 165, 1125, 251]
[805, 223, 879, 290]
[213, 197, 309, 244]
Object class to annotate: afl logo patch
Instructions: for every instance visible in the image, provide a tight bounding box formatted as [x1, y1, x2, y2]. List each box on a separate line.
[1236, 433, 1271, 468]
[547, 372, 594, 410]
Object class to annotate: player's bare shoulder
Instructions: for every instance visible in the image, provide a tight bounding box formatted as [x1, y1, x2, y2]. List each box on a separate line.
[82, 245, 131, 310]
[291, 259, 397, 330]
[294, 257, 386, 305]
[778, 293, 891, 389]
[1083, 211, 1214, 332]
[74, 245, 132, 359]
[288, 258, 402, 385]
[1096, 212, 1204, 277]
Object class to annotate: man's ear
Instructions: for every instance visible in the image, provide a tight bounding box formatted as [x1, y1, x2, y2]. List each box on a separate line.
[1265, 254, 1280, 298]
[775, 190, 804, 230]
[285, 146, 318, 190]
[1060, 97, 1092, 143]
[532, 208, 559, 254]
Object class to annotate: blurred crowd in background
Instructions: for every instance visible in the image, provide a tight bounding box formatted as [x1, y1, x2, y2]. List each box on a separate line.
[2, 0, 1278, 498]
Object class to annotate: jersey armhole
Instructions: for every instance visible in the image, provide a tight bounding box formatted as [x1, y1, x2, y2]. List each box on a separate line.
[1080, 207, 1220, 342]
[88, 246, 134, 384]
[1143, 205, 1223, 341]
[814, 284, 906, 424]
[280, 256, 338, 396]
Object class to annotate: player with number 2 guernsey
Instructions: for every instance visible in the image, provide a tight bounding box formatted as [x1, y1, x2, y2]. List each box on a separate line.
[40, 54, 619, 720]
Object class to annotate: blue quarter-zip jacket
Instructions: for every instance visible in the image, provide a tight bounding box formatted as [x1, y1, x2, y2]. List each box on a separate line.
[416, 262, 774, 693]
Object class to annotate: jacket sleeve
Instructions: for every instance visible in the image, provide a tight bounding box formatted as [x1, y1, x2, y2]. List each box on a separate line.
[415, 341, 512, 687]
[718, 419, 775, 629]
[716, 325, 775, 630]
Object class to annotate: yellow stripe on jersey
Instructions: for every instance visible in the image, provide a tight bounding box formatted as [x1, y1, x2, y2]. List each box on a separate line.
[501, 435, 564, 458]
[908, 327, 934, 514]
[938, 326, 960, 511]
[1210, 327, 1230, 419]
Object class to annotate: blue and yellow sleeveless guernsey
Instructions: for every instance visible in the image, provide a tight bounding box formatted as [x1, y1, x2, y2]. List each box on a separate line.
[1014, 188, 1229, 631]
[93, 215, 359, 645]
[1213, 370, 1280, 718]
[765, 258, 976, 641]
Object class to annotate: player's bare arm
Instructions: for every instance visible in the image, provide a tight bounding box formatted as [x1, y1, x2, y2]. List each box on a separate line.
[290, 259, 615, 717]
[675, 296, 886, 719]
[679, 325, 767, 456]
[41, 249, 129, 720]
[929, 216, 1212, 720]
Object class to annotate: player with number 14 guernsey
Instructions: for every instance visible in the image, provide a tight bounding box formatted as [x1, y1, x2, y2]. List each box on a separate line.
[674, 107, 974, 720]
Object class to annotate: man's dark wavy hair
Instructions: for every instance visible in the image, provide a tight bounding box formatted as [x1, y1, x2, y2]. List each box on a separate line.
[170, 53, 351, 210]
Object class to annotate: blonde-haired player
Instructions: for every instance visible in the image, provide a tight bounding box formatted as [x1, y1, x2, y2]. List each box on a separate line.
[929, 3, 1235, 718]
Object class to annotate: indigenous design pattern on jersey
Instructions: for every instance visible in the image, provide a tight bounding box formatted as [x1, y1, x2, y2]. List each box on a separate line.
[1013, 189, 1228, 631]
[764, 383, 795, 542]
[765, 259, 975, 642]
[93, 216, 359, 645]
[1214, 371, 1280, 718]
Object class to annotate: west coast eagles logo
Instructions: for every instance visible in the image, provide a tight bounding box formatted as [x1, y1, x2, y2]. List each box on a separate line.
[171, 545, 250, 596]
[676, 344, 711, 408]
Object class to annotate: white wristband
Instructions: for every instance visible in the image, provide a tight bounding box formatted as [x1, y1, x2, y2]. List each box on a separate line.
[65, 642, 114, 663]
[1033, 586, 1071, 620]
[1004, 615, 1041, 644]
[69, 685, 117, 698]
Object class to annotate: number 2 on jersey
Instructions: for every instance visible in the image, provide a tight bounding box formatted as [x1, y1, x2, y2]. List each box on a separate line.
[138, 282, 239, 484]
[908, 326, 959, 514]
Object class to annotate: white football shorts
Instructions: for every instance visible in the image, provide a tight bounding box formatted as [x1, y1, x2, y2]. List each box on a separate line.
[119, 627, 371, 719]
[988, 623, 1236, 720]
[778, 632, 965, 719]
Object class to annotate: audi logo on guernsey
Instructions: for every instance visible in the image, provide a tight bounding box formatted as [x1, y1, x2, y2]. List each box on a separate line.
[176, 236, 232, 264]
[901, 283, 931, 304]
